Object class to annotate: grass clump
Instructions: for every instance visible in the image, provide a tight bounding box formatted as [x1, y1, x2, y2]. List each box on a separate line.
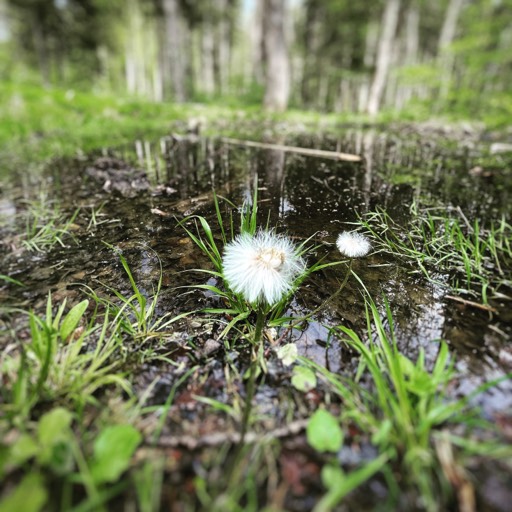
[178, 186, 342, 344]
[0, 254, 191, 511]
[359, 203, 512, 301]
[22, 198, 80, 253]
[87, 244, 191, 345]
[299, 290, 511, 511]
[0, 188, 80, 253]
[0, 293, 129, 423]
[0, 81, 193, 165]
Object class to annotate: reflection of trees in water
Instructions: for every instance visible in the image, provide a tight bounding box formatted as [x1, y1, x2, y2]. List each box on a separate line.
[257, 135, 287, 219]
[260, 134, 369, 232]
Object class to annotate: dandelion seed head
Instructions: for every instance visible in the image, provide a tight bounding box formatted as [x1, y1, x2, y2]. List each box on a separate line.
[336, 231, 371, 258]
[256, 247, 285, 270]
[223, 230, 305, 305]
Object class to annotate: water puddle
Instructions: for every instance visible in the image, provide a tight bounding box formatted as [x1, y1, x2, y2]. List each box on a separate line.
[1, 125, 511, 509]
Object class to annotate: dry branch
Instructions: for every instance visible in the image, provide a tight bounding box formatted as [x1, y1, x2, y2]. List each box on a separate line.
[221, 137, 362, 162]
[445, 295, 497, 313]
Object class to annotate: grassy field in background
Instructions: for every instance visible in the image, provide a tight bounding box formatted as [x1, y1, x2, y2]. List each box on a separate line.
[3, 80, 507, 172]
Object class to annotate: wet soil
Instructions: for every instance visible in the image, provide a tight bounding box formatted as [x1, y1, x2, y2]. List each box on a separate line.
[1, 125, 511, 510]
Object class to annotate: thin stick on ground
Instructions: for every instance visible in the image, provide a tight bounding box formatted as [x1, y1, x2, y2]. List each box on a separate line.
[221, 137, 362, 162]
[445, 295, 497, 313]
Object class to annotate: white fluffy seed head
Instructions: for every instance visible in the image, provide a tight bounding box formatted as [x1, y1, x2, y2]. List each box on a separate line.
[336, 231, 371, 258]
[222, 230, 305, 305]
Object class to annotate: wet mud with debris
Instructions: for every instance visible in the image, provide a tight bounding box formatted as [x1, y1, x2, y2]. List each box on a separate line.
[1, 126, 511, 510]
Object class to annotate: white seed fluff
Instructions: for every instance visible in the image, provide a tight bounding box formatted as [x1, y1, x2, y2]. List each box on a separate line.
[222, 231, 305, 305]
[336, 231, 371, 258]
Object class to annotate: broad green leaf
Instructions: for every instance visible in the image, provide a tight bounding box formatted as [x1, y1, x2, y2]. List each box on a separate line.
[307, 409, 343, 453]
[37, 408, 73, 466]
[0, 472, 47, 512]
[60, 300, 89, 341]
[321, 464, 344, 489]
[38, 408, 73, 447]
[8, 434, 38, 468]
[291, 366, 317, 392]
[372, 418, 392, 446]
[90, 425, 141, 484]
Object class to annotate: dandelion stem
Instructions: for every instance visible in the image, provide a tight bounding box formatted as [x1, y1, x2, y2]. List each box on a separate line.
[240, 307, 266, 443]
[228, 307, 266, 488]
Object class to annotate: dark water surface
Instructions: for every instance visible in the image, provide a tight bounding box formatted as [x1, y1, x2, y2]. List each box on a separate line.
[1, 126, 511, 510]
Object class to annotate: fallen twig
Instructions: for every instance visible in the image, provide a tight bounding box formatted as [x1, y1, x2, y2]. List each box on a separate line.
[445, 295, 497, 313]
[221, 137, 362, 162]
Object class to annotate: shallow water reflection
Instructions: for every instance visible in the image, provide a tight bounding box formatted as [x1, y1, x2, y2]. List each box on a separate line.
[1, 127, 511, 414]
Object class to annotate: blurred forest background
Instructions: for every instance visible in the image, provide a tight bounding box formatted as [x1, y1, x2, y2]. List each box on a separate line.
[0, 0, 511, 128]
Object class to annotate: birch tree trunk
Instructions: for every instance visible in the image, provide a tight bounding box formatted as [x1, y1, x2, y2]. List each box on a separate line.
[300, 0, 322, 107]
[404, 3, 419, 65]
[394, 2, 419, 109]
[201, 21, 215, 95]
[250, 0, 264, 85]
[163, 0, 187, 102]
[366, 0, 401, 116]
[262, 0, 290, 112]
[437, 0, 465, 99]
[215, 0, 230, 95]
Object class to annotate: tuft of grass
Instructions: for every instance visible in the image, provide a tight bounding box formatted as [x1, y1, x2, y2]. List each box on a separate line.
[359, 203, 512, 300]
[0, 293, 130, 423]
[0, 275, 24, 286]
[300, 289, 512, 511]
[18, 190, 80, 253]
[84, 243, 192, 345]
[193, 441, 280, 512]
[178, 185, 343, 342]
[177, 187, 261, 340]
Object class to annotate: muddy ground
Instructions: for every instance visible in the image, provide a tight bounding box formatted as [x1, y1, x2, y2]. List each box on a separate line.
[1, 124, 511, 510]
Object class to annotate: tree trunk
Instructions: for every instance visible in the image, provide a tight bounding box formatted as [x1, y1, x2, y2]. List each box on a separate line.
[437, 0, 465, 99]
[214, 0, 230, 95]
[201, 21, 216, 95]
[404, 3, 419, 65]
[394, 3, 420, 109]
[262, 0, 290, 112]
[163, 0, 187, 101]
[366, 0, 401, 116]
[300, 0, 322, 107]
[31, 15, 50, 86]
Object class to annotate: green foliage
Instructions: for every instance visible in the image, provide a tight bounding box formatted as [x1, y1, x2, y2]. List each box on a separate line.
[1, 408, 74, 478]
[132, 456, 165, 512]
[0, 405, 143, 511]
[0, 293, 129, 420]
[306, 409, 343, 453]
[0, 275, 24, 286]
[89, 425, 142, 485]
[20, 191, 79, 252]
[178, 188, 258, 339]
[359, 204, 512, 300]
[90, 244, 191, 342]
[36, 408, 74, 473]
[180, 187, 341, 342]
[291, 365, 317, 392]
[315, 455, 389, 512]
[0, 472, 47, 512]
[299, 292, 504, 511]
[0, 81, 230, 167]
